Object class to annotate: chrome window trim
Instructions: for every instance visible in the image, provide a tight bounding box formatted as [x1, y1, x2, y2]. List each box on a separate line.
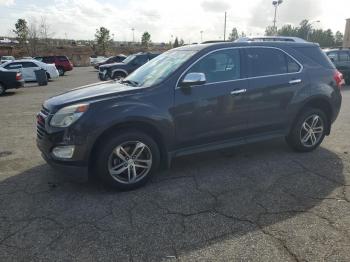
[175, 46, 303, 89]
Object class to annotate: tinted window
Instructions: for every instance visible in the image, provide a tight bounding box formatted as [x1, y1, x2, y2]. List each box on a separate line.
[327, 52, 339, 62]
[247, 48, 288, 77]
[286, 55, 301, 73]
[293, 47, 335, 69]
[43, 57, 55, 63]
[58, 56, 68, 62]
[134, 56, 149, 65]
[22, 62, 38, 68]
[4, 62, 22, 69]
[339, 51, 350, 62]
[187, 49, 241, 83]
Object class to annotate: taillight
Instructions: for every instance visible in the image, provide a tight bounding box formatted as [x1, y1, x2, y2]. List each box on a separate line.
[334, 70, 345, 88]
[16, 72, 22, 81]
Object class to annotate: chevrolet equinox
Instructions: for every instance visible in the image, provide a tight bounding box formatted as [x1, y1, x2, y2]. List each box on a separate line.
[37, 41, 343, 190]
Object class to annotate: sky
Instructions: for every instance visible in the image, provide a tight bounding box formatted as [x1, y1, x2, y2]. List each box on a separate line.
[0, 0, 349, 43]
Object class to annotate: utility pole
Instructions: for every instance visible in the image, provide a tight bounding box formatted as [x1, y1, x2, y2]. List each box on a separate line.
[223, 12, 227, 41]
[131, 28, 135, 43]
[200, 30, 203, 42]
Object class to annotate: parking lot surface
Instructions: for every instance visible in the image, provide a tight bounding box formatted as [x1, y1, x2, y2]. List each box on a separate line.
[1, 67, 350, 261]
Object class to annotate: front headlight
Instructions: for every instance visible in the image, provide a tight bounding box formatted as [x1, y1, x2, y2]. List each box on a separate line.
[50, 103, 89, 127]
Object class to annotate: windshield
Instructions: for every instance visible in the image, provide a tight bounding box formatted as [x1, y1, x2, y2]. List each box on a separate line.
[123, 50, 197, 88]
[122, 55, 136, 64]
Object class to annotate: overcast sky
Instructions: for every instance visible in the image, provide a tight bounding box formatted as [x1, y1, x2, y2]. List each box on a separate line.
[0, 0, 349, 43]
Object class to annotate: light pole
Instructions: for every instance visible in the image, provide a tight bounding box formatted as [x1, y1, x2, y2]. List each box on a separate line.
[223, 12, 227, 41]
[200, 30, 204, 42]
[307, 20, 320, 41]
[272, 0, 283, 32]
[131, 28, 135, 43]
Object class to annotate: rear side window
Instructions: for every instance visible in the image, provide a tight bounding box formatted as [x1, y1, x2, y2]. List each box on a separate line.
[57, 56, 68, 62]
[339, 51, 350, 62]
[43, 57, 55, 63]
[293, 46, 335, 69]
[327, 51, 339, 62]
[246, 48, 300, 77]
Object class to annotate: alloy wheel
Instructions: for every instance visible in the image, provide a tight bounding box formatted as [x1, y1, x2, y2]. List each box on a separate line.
[108, 141, 152, 184]
[300, 114, 324, 147]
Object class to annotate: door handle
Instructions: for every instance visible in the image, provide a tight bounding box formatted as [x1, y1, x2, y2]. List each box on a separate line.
[230, 89, 247, 95]
[289, 79, 302, 85]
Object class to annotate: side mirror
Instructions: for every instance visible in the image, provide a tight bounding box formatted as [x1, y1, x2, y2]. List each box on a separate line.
[180, 72, 206, 88]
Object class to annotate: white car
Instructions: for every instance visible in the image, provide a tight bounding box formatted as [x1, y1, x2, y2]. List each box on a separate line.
[0, 59, 59, 82]
[0, 56, 15, 64]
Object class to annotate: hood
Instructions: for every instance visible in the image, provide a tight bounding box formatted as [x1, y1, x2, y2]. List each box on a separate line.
[99, 62, 125, 69]
[44, 81, 142, 110]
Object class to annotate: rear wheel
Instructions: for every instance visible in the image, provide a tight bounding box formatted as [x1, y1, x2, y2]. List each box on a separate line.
[0, 83, 5, 95]
[286, 108, 328, 152]
[95, 130, 160, 190]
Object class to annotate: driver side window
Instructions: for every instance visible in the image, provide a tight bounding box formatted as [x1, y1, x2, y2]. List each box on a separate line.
[187, 49, 241, 84]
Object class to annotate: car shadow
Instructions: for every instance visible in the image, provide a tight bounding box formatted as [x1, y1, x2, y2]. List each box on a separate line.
[1, 91, 16, 97]
[0, 139, 345, 260]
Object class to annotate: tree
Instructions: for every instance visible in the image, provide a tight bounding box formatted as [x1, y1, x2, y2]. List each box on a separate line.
[228, 27, 239, 41]
[298, 19, 311, 40]
[335, 31, 344, 46]
[28, 18, 39, 56]
[179, 39, 185, 46]
[13, 19, 29, 50]
[265, 25, 277, 36]
[39, 17, 54, 44]
[173, 37, 179, 47]
[94, 27, 112, 56]
[141, 32, 151, 47]
[277, 24, 298, 37]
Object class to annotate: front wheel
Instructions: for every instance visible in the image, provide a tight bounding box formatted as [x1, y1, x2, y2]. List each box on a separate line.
[95, 131, 160, 190]
[286, 108, 328, 152]
[111, 71, 126, 80]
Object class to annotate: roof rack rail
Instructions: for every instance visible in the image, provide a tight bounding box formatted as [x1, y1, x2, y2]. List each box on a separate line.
[235, 36, 308, 43]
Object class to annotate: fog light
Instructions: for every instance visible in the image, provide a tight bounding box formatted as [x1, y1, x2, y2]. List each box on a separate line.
[52, 145, 75, 159]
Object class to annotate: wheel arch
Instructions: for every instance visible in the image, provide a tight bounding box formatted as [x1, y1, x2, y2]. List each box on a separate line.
[292, 97, 333, 135]
[111, 69, 128, 78]
[88, 120, 169, 173]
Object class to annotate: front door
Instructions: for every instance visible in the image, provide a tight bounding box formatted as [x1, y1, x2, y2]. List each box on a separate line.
[172, 48, 249, 148]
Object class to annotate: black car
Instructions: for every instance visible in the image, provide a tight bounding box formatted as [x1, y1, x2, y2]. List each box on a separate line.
[0, 67, 24, 95]
[37, 40, 343, 190]
[98, 52, 160, 81]
[325, 49, 350, 84]
[94, 55, 127, 70]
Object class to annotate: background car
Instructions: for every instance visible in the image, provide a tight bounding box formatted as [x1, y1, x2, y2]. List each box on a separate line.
[90, 56, 107, 66]
[34, 56, 73, 76]
[1, 59, 59, 82]
[98, 52, 160, 80]
[0, 56, 15, 64]
[325, 49, 350, 84]
[0, 67, 24, 95]
[93, 55, 127, 70]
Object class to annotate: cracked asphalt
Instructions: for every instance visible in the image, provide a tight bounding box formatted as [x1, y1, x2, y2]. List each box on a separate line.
[1, 67, 350, 261]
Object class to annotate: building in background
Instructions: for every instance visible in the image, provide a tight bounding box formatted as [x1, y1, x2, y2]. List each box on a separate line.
[344, 18, 350, 48]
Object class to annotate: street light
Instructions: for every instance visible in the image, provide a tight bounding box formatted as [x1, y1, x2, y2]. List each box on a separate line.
[307, 20, 320, 41]
[200, 30, 204, 42]
[272, 0, 283, 32]
[131, 28, 135, 43]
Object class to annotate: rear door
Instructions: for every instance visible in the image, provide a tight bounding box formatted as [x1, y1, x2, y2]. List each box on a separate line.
[21, 62, 40, 81]
[243, 47, 307, 136]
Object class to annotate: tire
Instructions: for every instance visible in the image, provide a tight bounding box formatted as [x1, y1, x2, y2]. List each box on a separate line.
[286, 108, 328, 152]
[46, 72, 51, 80]
[57, 68, 65, 76]
[95, 130, 160, 190]
[111, 71, 126, 80]
[0, 83, 5, 96]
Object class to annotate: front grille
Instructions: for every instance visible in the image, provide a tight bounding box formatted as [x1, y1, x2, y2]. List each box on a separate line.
[37, 107, 49, 139]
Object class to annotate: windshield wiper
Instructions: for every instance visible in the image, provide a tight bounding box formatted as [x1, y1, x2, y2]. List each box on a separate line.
[121, 79, 139, 87]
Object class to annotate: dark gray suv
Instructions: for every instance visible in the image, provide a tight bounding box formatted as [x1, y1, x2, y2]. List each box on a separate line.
[37, 41, 343, 190]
